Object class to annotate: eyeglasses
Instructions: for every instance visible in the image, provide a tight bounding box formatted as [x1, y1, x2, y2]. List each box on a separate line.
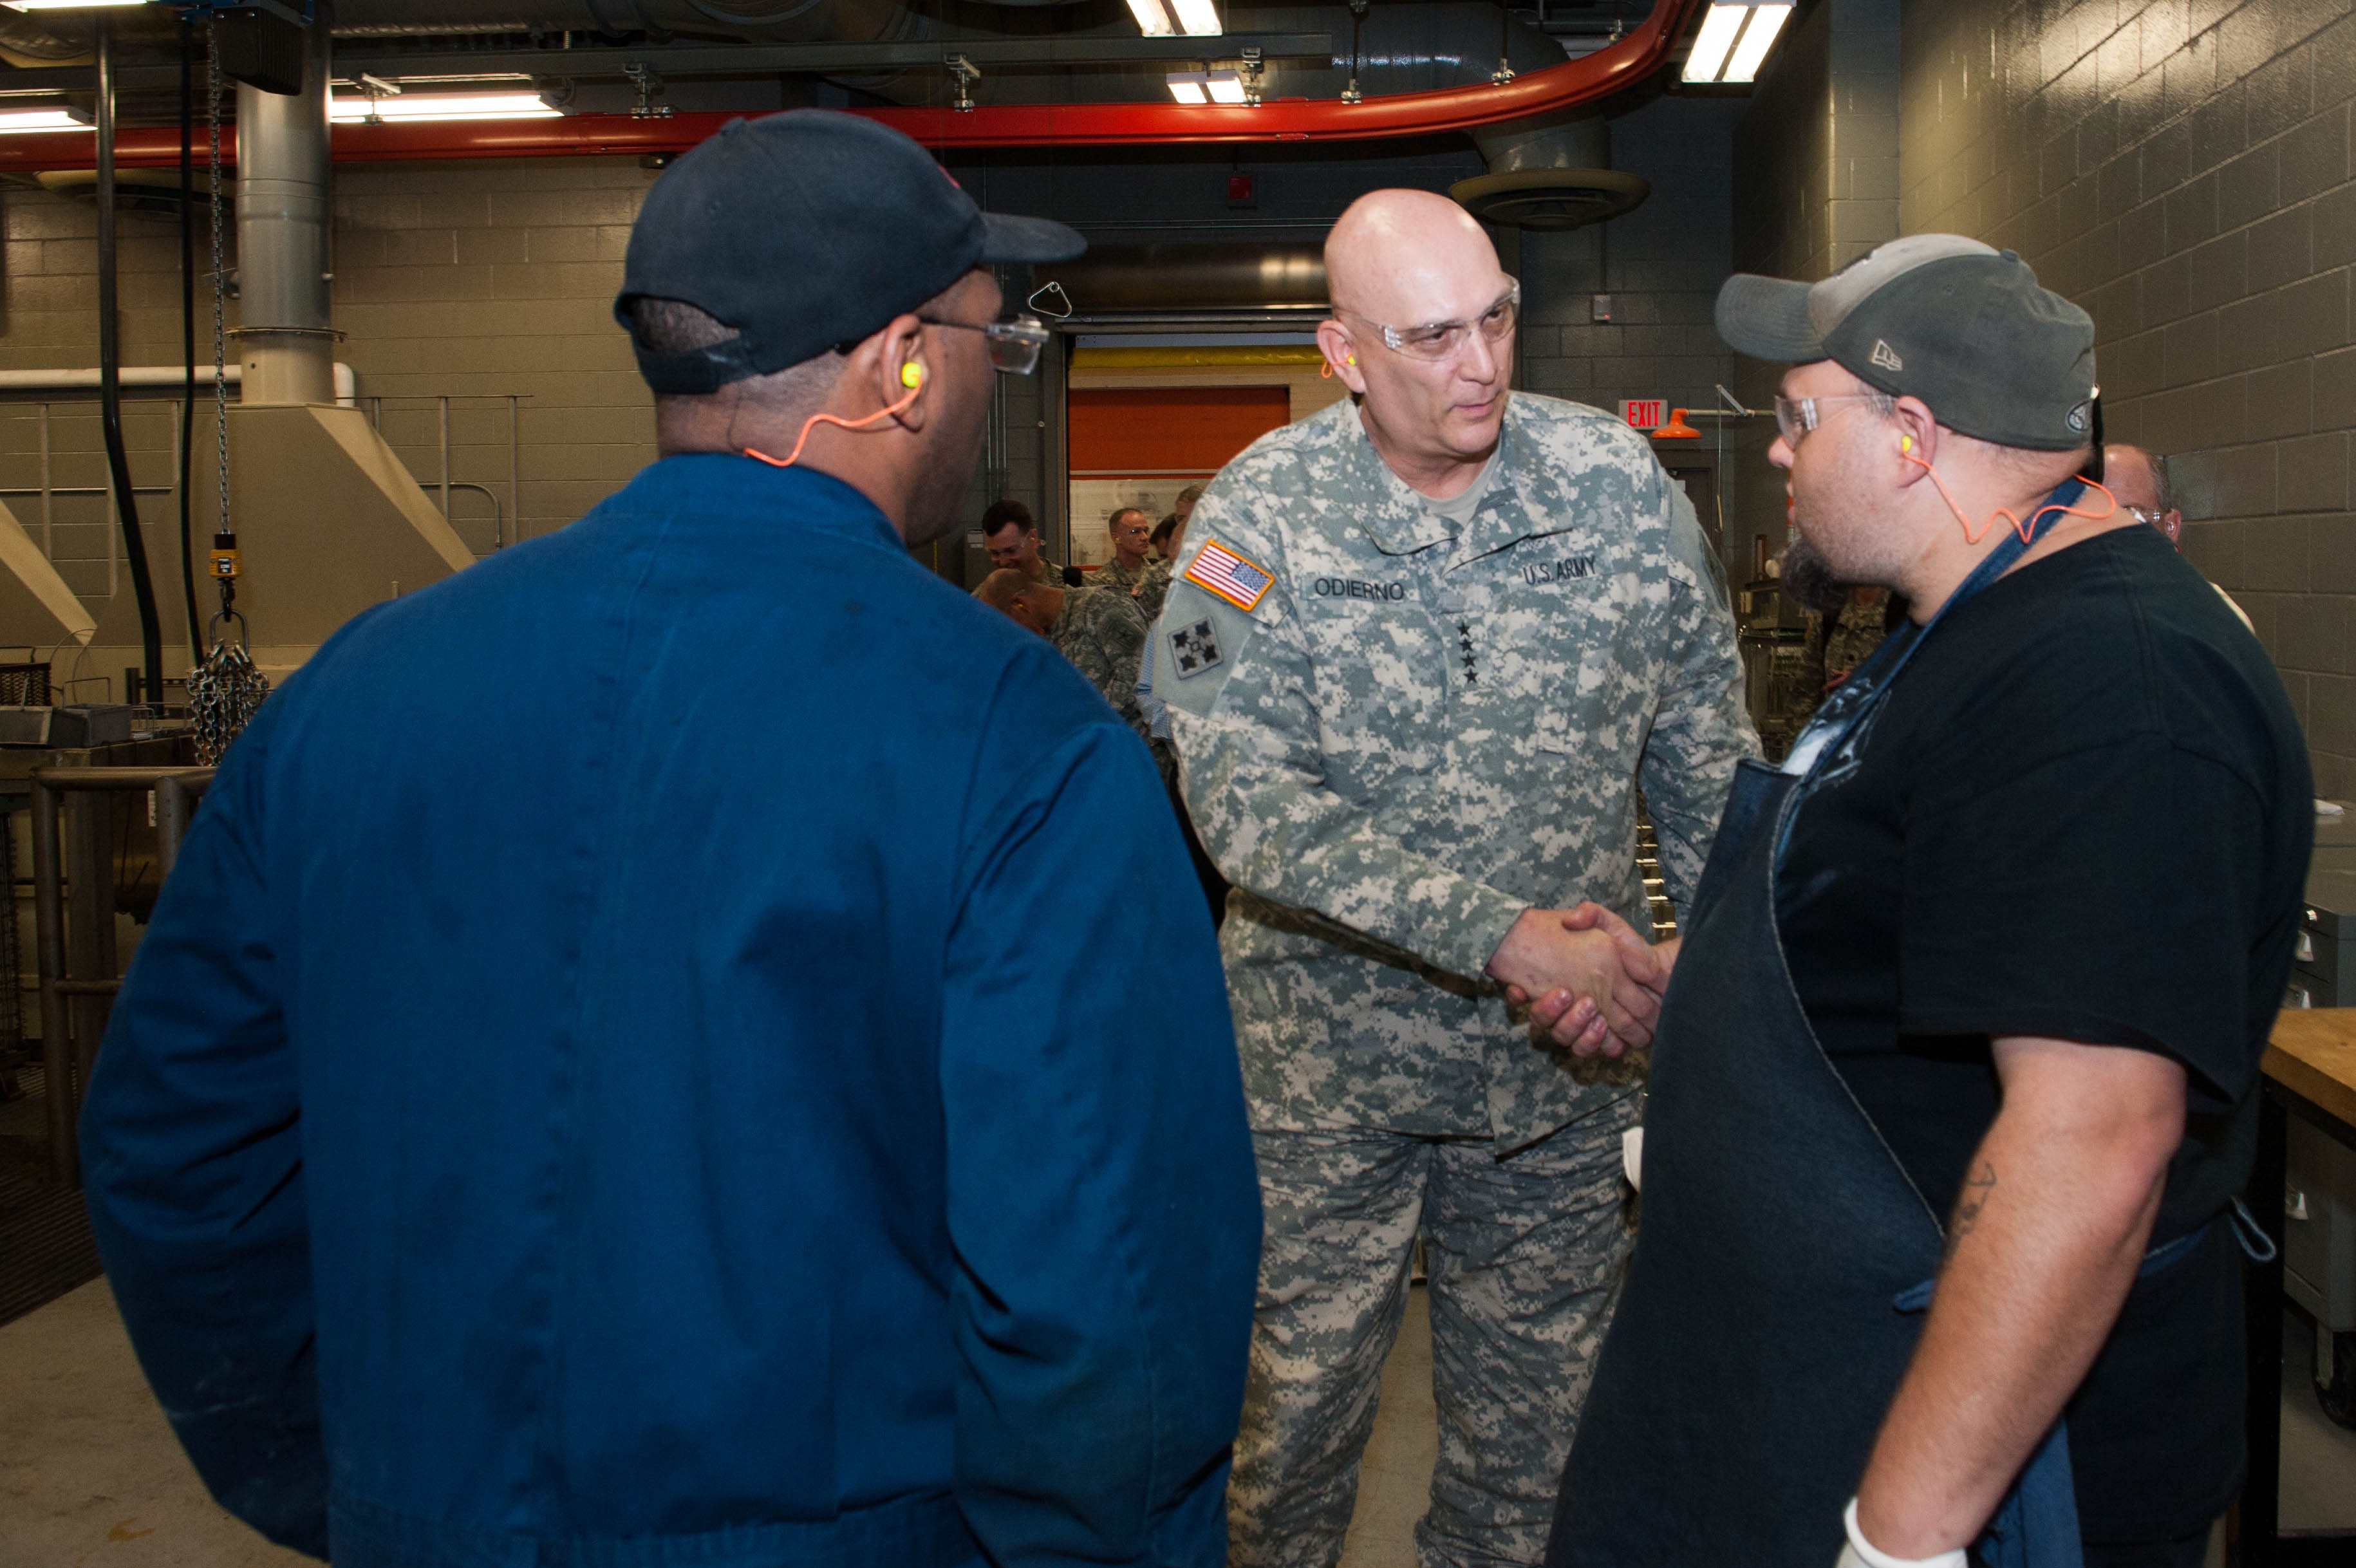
[917, 312, 1051, 375]
[1350, 278, 1521, 361]
[1773, 391, 1895, 449]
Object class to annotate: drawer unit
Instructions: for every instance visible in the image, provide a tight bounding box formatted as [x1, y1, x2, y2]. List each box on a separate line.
[2288, 971, 2340, 1009]
[2296, 864, 2356, 993]
[2288, 1117, 2356, 1334]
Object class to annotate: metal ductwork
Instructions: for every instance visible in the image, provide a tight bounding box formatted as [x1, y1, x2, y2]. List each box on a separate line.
[1450, 111, 1646, 230]
[330, 0, 918, 45]
[1042, 243, 1325, 315]
[238, 2, 337, 406]
[0, 14, 88, 68]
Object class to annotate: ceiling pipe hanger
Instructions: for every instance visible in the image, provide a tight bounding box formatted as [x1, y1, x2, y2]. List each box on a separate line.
[0, 0, 1697, 164]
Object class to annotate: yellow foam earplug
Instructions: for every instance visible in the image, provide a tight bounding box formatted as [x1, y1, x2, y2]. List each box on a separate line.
[901, 362, 924, 389]
[1900, 434, 1912, 453]
[1346, 355, 1357, 366]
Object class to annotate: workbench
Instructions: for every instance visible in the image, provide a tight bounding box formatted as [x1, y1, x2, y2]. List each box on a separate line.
[2243, 1009, 2356, 1564]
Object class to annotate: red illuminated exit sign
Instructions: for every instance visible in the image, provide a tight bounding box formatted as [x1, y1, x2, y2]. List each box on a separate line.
[1621, 399, 1665, 431]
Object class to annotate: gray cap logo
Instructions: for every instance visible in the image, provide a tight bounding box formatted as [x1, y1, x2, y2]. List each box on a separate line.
[1870, 339, 1904, 372]
[2066, 399, 2092, 433]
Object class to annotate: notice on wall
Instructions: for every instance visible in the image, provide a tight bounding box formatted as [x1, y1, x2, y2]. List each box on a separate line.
[1621, 399, 1665, 432]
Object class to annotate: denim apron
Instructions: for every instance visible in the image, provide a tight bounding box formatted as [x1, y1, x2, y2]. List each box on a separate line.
[1546, 480, 2216, 1568]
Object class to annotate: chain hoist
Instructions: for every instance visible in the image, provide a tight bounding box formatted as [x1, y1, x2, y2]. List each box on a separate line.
[186, 17, 267, 768]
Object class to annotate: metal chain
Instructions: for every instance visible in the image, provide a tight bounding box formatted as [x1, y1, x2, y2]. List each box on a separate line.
[207, 19, 227, 541]
[189, 19, 267, 768]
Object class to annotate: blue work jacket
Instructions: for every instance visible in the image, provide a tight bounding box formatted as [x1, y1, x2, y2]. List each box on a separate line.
[80, 456, 1262, 1568]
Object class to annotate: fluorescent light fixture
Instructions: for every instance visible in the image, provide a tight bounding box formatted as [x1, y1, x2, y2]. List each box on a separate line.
[1723, 4, 1793, 82]
[331, 92, 559, 124]
[1165, 71, 1209, 105]
[3, 1, 153, 10]
[1681, 2, 1750, 83]
[1125, 0, 1173, 37]
[1170, 0, 1222, 37]
[1205, 69, 1247, 104]
[0, 109, 86, 133]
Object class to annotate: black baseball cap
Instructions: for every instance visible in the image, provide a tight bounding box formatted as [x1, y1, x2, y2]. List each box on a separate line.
[615, 110, 1085, 395]
[1716, 234, 2097, 451]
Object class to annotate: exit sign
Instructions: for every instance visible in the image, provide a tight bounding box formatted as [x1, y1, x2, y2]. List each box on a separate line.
[1622, 399, 1665, 431]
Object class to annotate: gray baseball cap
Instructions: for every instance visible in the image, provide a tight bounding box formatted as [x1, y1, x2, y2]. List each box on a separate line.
[1715, 234, 2097, 452]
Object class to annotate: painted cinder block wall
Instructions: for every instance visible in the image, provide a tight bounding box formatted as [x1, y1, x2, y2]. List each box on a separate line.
[1903, 0, 2356, 793]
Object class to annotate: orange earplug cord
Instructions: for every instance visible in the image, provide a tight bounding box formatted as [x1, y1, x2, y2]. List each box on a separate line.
[743, 377, 922, 471]
[1897, 438, 2118, 545]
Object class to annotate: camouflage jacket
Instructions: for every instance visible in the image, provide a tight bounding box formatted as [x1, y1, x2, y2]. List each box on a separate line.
[1096, 557, 1173, 621]
[1159, 394, 1757, 1148]
[1051, 586, 1151, 738]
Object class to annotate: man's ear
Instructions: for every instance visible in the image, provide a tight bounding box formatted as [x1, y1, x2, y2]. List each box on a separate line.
[870, 312, 930, 431]
[1317, 318, 1367, 396]
[1889, 395, 1939, 481]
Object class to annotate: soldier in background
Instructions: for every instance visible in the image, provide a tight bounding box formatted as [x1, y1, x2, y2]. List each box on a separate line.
[1154, 189, 1755, 1566]
[1088, 506, 1154, 598]
[979, 568, 1150, 738]
[976, 498, 1063, 592]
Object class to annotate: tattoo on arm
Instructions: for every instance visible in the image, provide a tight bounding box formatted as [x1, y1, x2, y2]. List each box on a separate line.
[1942, 1160, 1997, 1265]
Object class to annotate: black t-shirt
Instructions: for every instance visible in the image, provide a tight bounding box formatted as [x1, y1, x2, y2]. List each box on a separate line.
[1775, 524, 2312, 1544]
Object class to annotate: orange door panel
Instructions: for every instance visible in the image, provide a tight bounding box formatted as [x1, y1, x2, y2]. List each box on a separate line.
[1067, 386, 1292, 475]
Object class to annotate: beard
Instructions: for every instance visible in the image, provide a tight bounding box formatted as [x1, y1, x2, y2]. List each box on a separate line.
[1782, 532, 1856, 615]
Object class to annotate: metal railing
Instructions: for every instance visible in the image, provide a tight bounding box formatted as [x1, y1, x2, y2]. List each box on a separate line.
[30, 765, 213, 1184]
[367, 393, 528, 551]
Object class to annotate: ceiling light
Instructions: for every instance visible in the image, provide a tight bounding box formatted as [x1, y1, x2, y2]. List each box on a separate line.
[0, 109, 86, 133]
[1165, 70, 1209, 105]
[1125, 0, 1173, 37]
[3, 1, 153, 10]
[1723, 4, 1793, 82]
[1205, 70, 1247, 104]
[1681, 3, 1750, 83]
[331, 92, 559, 124]
[1170, 0, 1222, 37]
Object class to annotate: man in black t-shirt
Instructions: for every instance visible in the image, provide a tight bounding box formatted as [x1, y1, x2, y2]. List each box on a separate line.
[1541, 236, 2311, 1568]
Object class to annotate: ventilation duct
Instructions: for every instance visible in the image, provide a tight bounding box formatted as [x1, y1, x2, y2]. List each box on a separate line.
[1040, 243, 1325, 315]
[329, 0, 918, 46]
[1450, 111, 1646, 230]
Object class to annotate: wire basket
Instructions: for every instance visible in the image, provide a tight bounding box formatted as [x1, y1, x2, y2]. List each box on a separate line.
[0, 664, 50, 708]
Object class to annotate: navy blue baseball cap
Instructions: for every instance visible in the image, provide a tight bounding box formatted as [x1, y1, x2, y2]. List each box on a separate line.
[617, 110, 1085, 395]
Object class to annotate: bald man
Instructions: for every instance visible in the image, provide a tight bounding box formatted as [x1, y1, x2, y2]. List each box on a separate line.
[1153, 189, 1755, 1565]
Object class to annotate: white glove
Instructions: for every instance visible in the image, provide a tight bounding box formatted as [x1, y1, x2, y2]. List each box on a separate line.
[1622, 1126, 1643, 1191]
[1835, 1499, 1967, 1568]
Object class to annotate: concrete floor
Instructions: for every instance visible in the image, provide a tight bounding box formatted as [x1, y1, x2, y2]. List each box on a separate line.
[1, 1278, 2349, 1567]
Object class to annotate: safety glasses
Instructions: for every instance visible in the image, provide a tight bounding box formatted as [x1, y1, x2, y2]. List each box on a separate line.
[919, 312, 1052, 375]
[1353, 278, 1521, 361]
[1773, 391, 1894, 448]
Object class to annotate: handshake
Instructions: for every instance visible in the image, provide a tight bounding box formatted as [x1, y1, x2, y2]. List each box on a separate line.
[1484, 902, 1678, 1058]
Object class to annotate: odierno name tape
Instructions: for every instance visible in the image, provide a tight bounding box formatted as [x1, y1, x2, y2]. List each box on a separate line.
[1183, 539, 1275, 613]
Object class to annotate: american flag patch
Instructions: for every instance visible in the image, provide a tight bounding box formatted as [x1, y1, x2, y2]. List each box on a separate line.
[1183, 539, 1275, 613]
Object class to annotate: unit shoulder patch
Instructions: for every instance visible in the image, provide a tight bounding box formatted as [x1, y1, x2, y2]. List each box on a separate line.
[1169, 618, 1223, 678]
[1183, 538, 1275, 613]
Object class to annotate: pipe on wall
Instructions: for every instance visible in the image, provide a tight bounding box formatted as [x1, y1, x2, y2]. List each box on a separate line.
[0, 0, 1694, 163]
[0, 363, 359, 405]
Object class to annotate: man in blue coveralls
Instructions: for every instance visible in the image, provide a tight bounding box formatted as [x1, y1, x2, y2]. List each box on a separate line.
[79, 111, 1262, 1568]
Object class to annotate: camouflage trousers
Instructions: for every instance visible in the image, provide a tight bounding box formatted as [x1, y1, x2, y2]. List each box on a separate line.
[1228, 1100, 1638, 1568]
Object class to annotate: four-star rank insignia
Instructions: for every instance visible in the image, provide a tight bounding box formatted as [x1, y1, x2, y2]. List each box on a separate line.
[1170, 619, 1222, 677]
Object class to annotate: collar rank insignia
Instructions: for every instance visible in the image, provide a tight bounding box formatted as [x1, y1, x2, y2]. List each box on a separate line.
[1170, 619, 1222, 678]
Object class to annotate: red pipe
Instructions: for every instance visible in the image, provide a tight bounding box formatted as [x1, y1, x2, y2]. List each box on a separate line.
[0, 0, 1693, 169]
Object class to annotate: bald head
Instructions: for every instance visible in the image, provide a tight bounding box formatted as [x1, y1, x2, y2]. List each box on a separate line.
[1325, 189, 1506, 326]
[1316, 189, 1517, 494]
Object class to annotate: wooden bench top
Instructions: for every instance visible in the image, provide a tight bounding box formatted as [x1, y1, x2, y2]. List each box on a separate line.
[2266, 1009, 2356, 1132]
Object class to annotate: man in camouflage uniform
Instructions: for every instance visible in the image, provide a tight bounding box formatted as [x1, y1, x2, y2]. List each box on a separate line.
[979, 566, 1150, 737]
[1154, 190, 1755, 1567]
[975, 498, 1064, 593]
[1094, 507, 1170, 619]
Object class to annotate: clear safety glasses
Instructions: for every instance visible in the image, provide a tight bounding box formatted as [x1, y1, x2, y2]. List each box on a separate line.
[1356, 278, 1522, 360]
[917, 312, 1052, 375]
[1773, 391, 1895, 448]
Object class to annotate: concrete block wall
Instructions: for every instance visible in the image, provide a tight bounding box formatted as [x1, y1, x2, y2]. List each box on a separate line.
[1517, 93, 1744, 426]
[1726, 0, 1904, 586]
[1900, 0, 2356, 794]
